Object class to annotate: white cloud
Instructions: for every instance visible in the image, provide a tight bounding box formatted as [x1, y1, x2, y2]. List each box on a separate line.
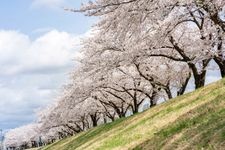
[0, 29, 83, 130]
[0, 30, 80, 76]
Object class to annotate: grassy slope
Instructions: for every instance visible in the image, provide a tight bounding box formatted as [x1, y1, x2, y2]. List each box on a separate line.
[42, 79, 225, 150]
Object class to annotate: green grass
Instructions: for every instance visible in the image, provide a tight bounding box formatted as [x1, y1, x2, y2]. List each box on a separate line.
[41, 78, 225, 150]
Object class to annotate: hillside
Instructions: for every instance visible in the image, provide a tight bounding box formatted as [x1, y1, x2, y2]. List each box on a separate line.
[41, 79, 225, 150]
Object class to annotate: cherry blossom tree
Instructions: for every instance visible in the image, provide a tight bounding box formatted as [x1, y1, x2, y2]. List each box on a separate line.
[72, 0, 224, 88]
[7, 0, 224, 146]
[4, 123, 40, 149]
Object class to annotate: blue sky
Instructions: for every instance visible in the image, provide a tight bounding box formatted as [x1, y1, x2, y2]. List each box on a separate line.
[0, 0, 95, 131]
[0, 0, 94, 37]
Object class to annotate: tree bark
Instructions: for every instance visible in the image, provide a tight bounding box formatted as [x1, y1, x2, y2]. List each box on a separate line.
[188, 59, 211, 89]
[214, 58, 225, 78]
[133, 92, 138, 114]
[165, 87, 173, 99]
[150, 91, 157, 107]
[150, 99, 156, 107]
[177, 72, 191, 96]
[90, 113, 98, 127]
[213, 30, 225, 77]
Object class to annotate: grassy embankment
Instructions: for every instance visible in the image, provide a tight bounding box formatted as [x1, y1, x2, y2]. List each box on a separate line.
[41, 78, 225, 150]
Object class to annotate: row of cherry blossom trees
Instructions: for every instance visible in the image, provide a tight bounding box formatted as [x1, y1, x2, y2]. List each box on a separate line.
[4, 0, 224, 149]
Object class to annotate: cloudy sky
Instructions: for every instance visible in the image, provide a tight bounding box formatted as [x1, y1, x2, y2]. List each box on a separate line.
[0, 0, 95, 130]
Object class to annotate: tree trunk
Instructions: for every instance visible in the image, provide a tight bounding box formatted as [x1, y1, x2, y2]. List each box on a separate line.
[150, 99, 156, 107]
[165, 87, 173, 99]
[188, 59, 210, 89]
[177, 72, 191, 96]
[113, 106, 124, 118]
[150, 91, 157, 107]
[110, 117, 115, 122]
[133, 94, 138, 114]
[105, 112, 115, 122]
[194, 70, 207, 89]
[214, 58, 225, 78]
[118, 111, 126, 118]
[90, 114, 98, 127]
[213, 32, 225, 77]
[103, 116, 107, 124]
